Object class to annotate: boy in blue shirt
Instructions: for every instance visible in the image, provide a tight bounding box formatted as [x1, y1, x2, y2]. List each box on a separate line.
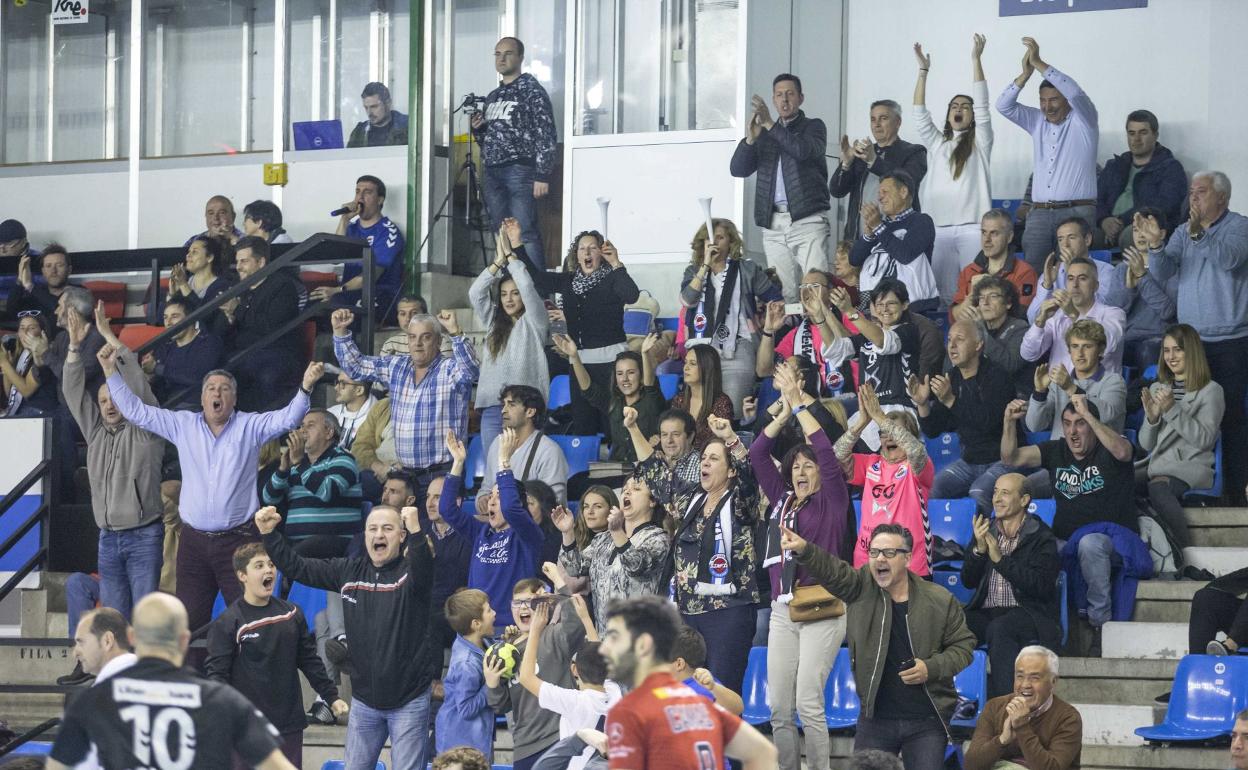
[436, 588, 498, 760]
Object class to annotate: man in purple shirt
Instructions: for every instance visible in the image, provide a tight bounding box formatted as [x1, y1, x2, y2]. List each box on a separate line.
[996, 37, 1098, 275]
[102, 353, 321, 645]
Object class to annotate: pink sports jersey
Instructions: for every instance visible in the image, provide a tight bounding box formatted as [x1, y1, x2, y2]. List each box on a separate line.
[851, 453, 934, 576]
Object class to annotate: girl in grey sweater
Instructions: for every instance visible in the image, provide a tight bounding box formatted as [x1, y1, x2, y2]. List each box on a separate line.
[470, 220, 550, 453]
[1140, 324, 1225, 548]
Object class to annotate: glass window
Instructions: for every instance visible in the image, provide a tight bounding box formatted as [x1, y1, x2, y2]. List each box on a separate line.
[1, 0, 130, 164]
[517, 0, 567, 131]
[574, 0, 739, 136]
[288, 0, 411, 149]
[143, 0, 274, 157]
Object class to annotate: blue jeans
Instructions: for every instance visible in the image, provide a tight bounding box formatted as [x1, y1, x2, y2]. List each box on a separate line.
[65, 573, 101, 642]
[484, 163, 545, 265]
[1059, 533, 1122, 627]
[854, 715, 948, 770]
[682, 604, 756, 694]
[478, 405, 504, 467]
[98, 521, 164, 620]
[1020, 204, 1096, 275]
[344, 691, 432, 770]
[930, 459, 995, 513]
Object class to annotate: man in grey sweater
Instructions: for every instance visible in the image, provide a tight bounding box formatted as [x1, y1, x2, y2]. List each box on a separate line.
[62, 313, 165, 627]
[476, 384, 568, 515]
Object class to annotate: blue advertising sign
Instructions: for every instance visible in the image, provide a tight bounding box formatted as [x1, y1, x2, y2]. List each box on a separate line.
[1000, 0, 1147, 16]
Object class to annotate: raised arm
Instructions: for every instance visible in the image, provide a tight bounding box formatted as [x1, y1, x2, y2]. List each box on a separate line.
[257, 508, 344, 592]
[1001, 399, 1043, 467]
[331, 310, 392, 383]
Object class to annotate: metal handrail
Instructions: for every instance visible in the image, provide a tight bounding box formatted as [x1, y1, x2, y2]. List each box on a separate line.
[0, 458, 51, 610]
[0, 717, 60, 758]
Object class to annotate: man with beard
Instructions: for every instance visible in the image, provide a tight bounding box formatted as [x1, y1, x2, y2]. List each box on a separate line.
[963, 646, 1082, 770]
[15, 242, 73, 320]
[599, 595, 777, 770]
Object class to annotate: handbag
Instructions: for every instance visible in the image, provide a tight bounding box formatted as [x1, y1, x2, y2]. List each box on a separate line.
[788, 583, 845, 623]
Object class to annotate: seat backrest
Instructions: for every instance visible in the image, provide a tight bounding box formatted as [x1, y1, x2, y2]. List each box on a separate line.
[118, 324, 165, 351]
[301, 271, 340, 290]
[83, 280, 127, 323]
[622, 306, 655, 337]
[1028, 499, 1056, 528]
[740, 646, 771, 724]
[1162, 655, 1248, 731]
[465, 434, 486, 488]
[548, 374, 571, 410]
[929, 498, 976, 551]
[1187, 435, 1223, 498]
[954, 649, 988, 716]
[658, 373, 680, 401]
[757, 377, 781, 414]
[1090, 249, 1112, 263]
[551, 434, 602, 476]
[825, 647, 860, 724]
[1024, 430, 1051, 446]
[933, 569, 974, 604]
[924, 433, 961, 474]
[1057, 570, 1069, 645]
[286, 581, 326, 632]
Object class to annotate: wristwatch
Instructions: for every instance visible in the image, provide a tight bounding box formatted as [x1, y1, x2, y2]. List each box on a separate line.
[847, 311, 860, 322]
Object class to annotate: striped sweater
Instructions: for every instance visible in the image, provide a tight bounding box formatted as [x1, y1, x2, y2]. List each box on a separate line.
[262, 444, 363, 541]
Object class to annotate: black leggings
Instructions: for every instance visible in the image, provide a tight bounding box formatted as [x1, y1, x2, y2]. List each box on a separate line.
[1189, 586, 1248, 652]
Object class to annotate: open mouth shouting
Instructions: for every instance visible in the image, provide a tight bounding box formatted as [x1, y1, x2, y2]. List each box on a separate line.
[515, 606, 533, 626]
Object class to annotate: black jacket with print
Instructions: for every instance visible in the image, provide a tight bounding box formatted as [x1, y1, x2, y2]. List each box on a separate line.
[472, 73, 558, 180]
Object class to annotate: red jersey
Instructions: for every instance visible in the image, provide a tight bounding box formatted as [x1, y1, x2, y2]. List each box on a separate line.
[607, 671, 742, 770]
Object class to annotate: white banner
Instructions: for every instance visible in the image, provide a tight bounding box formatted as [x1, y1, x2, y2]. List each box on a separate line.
[51, 0, 90, 25]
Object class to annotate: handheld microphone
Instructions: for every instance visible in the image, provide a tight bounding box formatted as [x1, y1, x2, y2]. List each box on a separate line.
[330, 206, 353, 217]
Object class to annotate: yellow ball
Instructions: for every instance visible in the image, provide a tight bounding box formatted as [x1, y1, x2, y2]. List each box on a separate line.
[486, 641, 519, 681]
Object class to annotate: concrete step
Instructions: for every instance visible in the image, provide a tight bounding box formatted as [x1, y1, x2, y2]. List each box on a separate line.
[1182, 546, 1248, 577]
[1188, 508, 1248, 547]
[1080, 744, 1227, 770]
[1133, 580, 1207, 622]
[1056, 657, 1177, 705]
[0, 639, 74, 685]
[1103, 621, 1188, 659]
[1072, 703, 1151, 746]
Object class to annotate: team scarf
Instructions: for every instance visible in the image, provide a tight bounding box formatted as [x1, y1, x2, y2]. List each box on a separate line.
[1, 349, 32, 417]
[682, 487, 739, 596]
[686, 259, 743, 359]
[762, 492, 805, 603]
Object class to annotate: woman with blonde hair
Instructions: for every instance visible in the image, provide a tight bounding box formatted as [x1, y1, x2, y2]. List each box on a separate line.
[679, 218, 782, 418]
[1140, 323, 1225, 551]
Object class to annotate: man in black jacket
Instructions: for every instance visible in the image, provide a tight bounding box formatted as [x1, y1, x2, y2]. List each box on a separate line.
[910, 320, 1015, 512]
[1095, 109, 1187, 248]
[962, 473, 1062, 698]
[256, 502, 437, 770]
[830, 99, 927, 241]
[729, 73, 832, 302]
[224, 235, 303, 411]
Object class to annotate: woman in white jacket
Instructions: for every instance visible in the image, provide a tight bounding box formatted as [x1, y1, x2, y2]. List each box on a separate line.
[1140, 324, 1225, 551]
[913, 34, 993, 309]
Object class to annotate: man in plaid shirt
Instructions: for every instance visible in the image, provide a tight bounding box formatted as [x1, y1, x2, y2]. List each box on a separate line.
[332, 307, 478, 503]
[961, 473, 1063, 698]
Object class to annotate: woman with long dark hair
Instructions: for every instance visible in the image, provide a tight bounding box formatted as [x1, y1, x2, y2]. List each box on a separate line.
[669, 344, 734, 451]
[169, 235, 233, 306]
[679, 218, 781, 418]
[0, 310, 56, 416]
[913, 34, 993, 308]
[469, 220, 550, 452]
[1139, 324, 1225, 551]
[534, 230, 640, 435]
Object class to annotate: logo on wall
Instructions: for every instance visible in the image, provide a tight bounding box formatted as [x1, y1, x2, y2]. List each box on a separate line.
[51, 0, 89, 25]
[999, 0, 1146, 16]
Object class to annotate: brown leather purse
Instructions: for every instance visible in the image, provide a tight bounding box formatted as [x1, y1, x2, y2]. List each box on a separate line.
[788, 584, 845, 623]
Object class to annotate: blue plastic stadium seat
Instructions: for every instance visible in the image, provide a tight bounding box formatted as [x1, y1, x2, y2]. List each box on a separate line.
[465, 434, 486, 489]
[1143, 364, 1158, 380]
[933, 569, 974, 604]
[212, 591, 226, 620]
[1123, 428, 1138, 447]
[1058, 570, 1069, 645]
[622, 306, 655, 337]
[321, 762, 384, 770]
[1028, 499, 1056, 528]
[1136, 655, 1248, 743]
[287, 581, 327, 632]
[658, 373, 680, 401]
[551, 434, 602, 477]
[1090, 249, 1112, 263]
[657, 316, 680, 332]
[548, 374, 571, 410]
[1185, 436, 1224, 501]
[991, 199, 1023, 221]
[924, 433, 961, 475]
[1024, 430, 1051, 446]
[951, 650, 988, 731]
[741, 646, 771, 725]
[757, 377, 781, 414]
[928, 498, 976, 562]
[852, 499, 862, 531]
[11, 741, 52, 755]
[825, 647, 860, 730]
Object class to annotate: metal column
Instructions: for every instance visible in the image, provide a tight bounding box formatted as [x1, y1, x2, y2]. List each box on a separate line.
[404, 0, 426, 296]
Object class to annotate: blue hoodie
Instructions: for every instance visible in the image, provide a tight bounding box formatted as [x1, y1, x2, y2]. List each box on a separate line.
[440, 470, 545, 626]
[436, 634, 493, 759]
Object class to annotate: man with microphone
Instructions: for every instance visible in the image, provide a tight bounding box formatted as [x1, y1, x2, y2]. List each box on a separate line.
[314, 175, 406, 323]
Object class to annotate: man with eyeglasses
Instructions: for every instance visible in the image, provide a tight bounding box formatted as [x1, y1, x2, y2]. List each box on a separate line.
[328, 371, 376, 450]
[959, 276, 1033, 399]
[471, 36, 557, 269]
[782, 521, 975, 770]
[951, 209, 1038, 320]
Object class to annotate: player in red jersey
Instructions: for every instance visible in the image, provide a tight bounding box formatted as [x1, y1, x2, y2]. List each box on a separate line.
[599, 596, 777, 770]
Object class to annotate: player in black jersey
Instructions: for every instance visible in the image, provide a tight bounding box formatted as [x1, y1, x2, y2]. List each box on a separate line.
[48, 592, 295, 770]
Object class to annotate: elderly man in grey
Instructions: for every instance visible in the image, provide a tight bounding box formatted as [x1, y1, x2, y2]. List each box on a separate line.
[963, 646, 1082, 770]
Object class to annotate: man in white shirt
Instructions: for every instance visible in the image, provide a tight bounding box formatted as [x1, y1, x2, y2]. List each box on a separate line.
[69, 607, 139, 770]
[327, 371, 376, 450]
[1021, 258, 1125, 374]
[1026, 217, 1117, 325]
[476, 384, 568, 515]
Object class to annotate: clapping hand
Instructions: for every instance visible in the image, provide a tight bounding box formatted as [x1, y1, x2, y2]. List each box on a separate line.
[285, 429, 307, 466]
[839, 135, 853, 169]
[17, 254, 33, 291]
[1123, 246, 1147, 287]
[1153, 386, 1175, 415]
[501, 217, 523, 250]
[550, 505, 575, 533]
[860, 202, 883, 232]
[1041, 252, 1059, 289]
[857, 382, 885, 423]
[906, 374, 931, 406]
[1033, 364, 1051, 393]
[972, 513, 992, 554]
[1050, 364, 1072, 392]
[1134, 212, 1165, 249]
[930, 374, 953, 405]
[829, 286, 853, 313]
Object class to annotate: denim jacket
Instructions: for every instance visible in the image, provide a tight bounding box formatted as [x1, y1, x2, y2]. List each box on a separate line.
[435, 635, 494, 758]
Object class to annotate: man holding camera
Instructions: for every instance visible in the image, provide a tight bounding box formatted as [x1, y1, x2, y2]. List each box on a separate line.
[470, 37, 557, 269]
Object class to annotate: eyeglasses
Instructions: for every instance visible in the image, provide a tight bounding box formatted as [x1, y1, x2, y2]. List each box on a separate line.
[334, 380, 355, 387]
[867, 548, 910, 559]
[797, 283, 827, 291]
[874, 301, 903, 311]
[16, 310, 40, 318]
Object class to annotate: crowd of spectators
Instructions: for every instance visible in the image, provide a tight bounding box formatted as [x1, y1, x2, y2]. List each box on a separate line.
[12, 28, 1248, 770]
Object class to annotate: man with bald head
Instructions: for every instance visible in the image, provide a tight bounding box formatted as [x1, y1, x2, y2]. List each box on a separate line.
[908, 319, 1014, 512]
[964, 645, 1082, 770]
[257, 503, 437, 770]
[961, 475, 1062, 698]
[48, 594, 294, 770]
